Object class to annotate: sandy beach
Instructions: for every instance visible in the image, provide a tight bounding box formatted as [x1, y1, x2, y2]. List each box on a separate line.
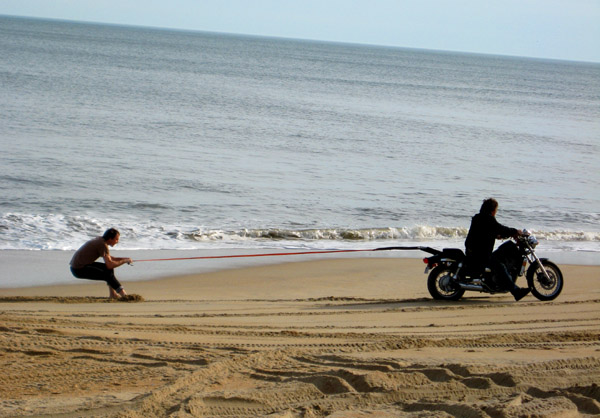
[1, 257, 599, 417]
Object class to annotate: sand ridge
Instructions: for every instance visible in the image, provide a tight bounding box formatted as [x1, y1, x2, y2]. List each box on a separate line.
[0, 294, 144, 304]
[0, 258, 599, 417]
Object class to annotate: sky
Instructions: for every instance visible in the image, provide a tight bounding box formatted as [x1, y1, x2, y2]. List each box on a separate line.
[1, 0, 599, 63]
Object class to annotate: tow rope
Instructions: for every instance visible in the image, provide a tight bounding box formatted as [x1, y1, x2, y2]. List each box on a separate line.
[132, 246, 434, 263]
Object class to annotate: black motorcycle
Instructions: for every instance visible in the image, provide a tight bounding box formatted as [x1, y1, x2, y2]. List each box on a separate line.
[419, 231, 563, 301]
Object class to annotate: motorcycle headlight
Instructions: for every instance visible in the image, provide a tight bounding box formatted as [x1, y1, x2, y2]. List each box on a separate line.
[527, 235, 539, 248]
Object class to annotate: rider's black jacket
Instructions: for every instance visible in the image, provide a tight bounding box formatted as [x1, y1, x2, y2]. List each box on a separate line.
[465, 213, 517, 265]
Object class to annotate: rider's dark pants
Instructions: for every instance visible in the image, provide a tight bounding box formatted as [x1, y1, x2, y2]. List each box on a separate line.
[70, 262, 123, 291]
[489, 257, 517, 291]
[467, 251, 517, 292]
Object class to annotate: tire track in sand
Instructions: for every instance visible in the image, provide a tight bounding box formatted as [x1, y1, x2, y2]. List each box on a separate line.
[1, 294, 599, 416]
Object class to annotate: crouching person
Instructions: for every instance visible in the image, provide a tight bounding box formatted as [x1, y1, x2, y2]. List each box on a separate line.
[70, 228, 132, 299]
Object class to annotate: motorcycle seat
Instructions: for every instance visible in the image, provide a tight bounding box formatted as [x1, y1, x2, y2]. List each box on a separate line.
[441, 248, 465, 261]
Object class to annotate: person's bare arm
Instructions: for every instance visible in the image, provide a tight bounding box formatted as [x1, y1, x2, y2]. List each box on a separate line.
[103, 254, 132, 269]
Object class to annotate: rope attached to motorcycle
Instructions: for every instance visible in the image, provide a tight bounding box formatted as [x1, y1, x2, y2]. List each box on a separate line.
[132, 246, 435, 263]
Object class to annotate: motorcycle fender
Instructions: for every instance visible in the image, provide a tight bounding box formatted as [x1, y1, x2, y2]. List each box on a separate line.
[423, 255, 442, 275]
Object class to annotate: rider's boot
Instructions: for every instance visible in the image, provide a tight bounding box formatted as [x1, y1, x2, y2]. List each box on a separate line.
[511, 286, 530, 301]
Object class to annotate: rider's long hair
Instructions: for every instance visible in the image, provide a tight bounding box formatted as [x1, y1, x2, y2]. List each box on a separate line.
[480, 198, 498, 215]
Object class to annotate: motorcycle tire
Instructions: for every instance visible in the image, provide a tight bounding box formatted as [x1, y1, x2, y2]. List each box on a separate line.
[427, 266, 465, 301]
[526, 260, 563, 301]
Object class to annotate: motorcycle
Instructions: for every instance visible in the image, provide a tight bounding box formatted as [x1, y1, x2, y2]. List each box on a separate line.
[420, 230, 563, 301]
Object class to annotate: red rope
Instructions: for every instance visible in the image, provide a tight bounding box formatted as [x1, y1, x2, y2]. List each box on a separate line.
[132, 248, 374, 262]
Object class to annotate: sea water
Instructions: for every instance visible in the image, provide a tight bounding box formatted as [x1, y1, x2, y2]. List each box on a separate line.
[1, 16, 599, 285]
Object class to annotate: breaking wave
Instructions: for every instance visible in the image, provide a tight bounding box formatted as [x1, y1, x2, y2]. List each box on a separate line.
[168, 225, 468, 242]
[1, 212, 599, 252]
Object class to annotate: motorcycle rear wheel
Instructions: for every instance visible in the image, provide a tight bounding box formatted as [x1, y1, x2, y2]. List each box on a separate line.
[526, 260, 563, 301]
[427, 266, 465, 301]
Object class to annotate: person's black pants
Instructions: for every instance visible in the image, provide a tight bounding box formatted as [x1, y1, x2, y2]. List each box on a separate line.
[489, 257, 517, 291]
[466, 251, 517, 292]
[70, 262, 123, 291]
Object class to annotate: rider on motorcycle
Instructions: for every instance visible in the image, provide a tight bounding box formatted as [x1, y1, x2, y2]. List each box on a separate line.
[465, 198, 531, 301]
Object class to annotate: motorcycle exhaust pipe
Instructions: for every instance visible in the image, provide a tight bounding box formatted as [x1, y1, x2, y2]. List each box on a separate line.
[458, 283, 484, 291]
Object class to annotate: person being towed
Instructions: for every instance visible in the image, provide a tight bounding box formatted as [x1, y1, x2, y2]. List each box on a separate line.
[70, 228, 133, 299]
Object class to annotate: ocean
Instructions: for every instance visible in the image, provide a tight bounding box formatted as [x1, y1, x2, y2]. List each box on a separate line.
[1, 15, 599, 284]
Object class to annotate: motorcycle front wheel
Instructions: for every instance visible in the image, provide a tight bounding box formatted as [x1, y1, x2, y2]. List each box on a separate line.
[526, 260, 563, 301]
[427, 266, 465, 301]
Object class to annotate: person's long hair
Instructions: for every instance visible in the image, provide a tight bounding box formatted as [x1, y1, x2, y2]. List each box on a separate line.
[479, 198, 498, 215]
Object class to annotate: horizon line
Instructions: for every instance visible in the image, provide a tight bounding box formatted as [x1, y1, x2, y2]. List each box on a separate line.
[2, 13, 599, 65]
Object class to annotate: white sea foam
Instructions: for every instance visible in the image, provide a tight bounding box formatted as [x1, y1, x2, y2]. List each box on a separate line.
[1, 212, 598, 253]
